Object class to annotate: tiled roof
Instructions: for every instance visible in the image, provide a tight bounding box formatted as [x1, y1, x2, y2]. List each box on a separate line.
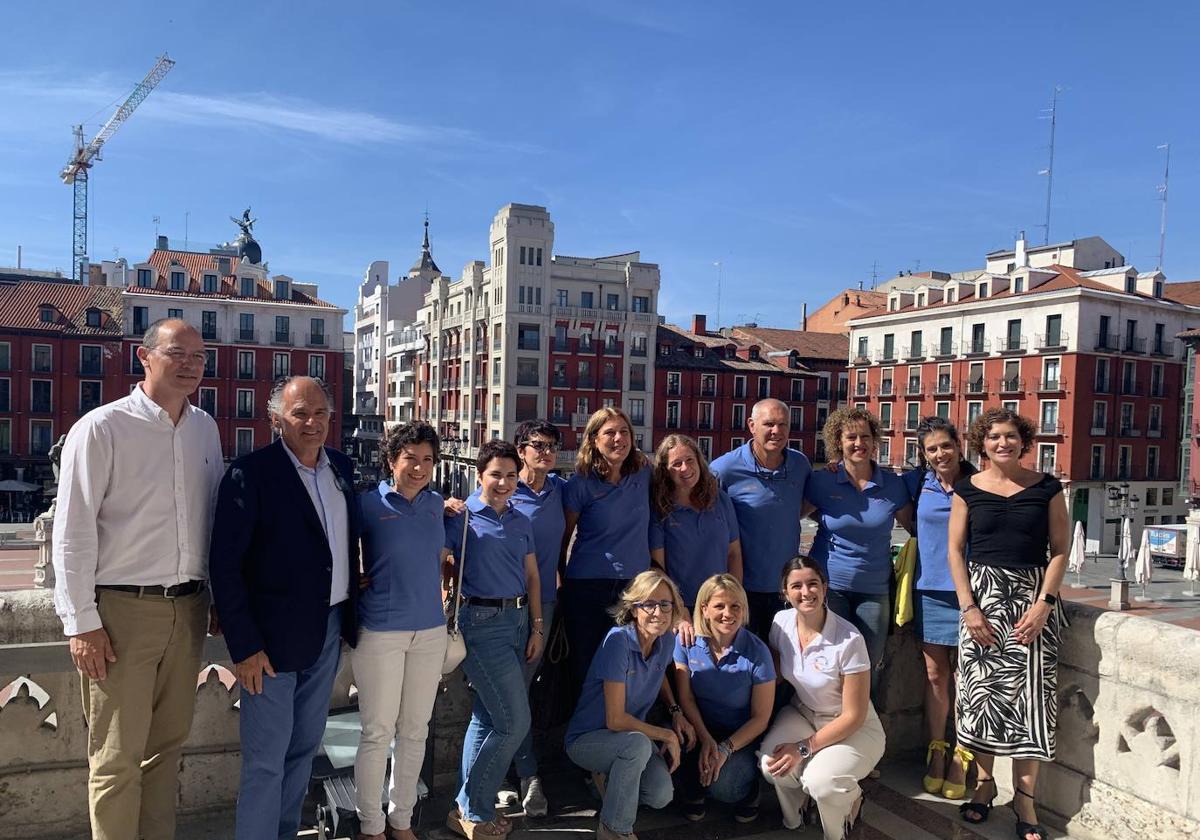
[730, 326, 849, 361]
[656, 324, 782, 373]
[1166, 280, 1200, 305]
[0, 281, 123, 335]
[136, 249, 339, 309]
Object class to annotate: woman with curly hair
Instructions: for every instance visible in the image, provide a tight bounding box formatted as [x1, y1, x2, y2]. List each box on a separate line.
[949, 408, 1070, 840]
[649, 434, 742, 619]
[803, 408, 912, 692]
[560, 407, 654, 688]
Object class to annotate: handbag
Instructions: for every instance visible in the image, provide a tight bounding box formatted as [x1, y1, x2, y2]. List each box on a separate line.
[527, 605, 575, 729]
[441, 510, 470, 675]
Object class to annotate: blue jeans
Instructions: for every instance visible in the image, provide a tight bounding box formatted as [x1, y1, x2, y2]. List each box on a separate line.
[513, 600, 555, 779]
[826, 589, 890, 696]
[561, 578, 629, 689]
[676, 725, 760, 804]
[566, 730, 673, 834]
[235, 604, 343, 840]
[457, 604, 531, 823]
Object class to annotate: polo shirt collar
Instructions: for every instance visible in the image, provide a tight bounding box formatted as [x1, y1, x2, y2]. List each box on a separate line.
[621, 622, 667, 660]
[466, 491, 512, 519]
[835, 461, 884, 490]
[379, 480, 429, 505]
[696, 626, 751, 659]
[741, 442, 788, 475]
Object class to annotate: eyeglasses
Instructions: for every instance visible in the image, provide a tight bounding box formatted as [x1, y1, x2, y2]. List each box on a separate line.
[158, 348, 208, 366]
[522, 440, 559, 453]
[633, 600, 675, 614]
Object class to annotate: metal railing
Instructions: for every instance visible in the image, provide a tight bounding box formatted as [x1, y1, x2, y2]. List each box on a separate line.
[902, 345, 924, 360]
[1093, 333, 1119, 351]
[997, 376, 1024, 393]
[1123, 336, 1147, 354]
[306, 333, 327, 347]
[963, 378, 987, 395]
[965, 338, 990, 355]
[1151, 340, 1175, 357]
[237, 328, 259, 343]
[271, 331, 294, 346]
[1037, 377, 1067, 391]
[1037, 420, 1064, 435]
[1035, 332, 1069, 350]
[999, 336, 1028, 352]
[934, 341, 957, 358]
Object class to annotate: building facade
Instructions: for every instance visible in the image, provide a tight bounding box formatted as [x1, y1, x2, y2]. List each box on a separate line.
[847, 236, 1200, 551]
[417, 203, 660, 489]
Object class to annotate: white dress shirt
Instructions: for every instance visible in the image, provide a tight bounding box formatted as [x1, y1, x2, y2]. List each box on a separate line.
[52, 385, 226, 636]
[280, 441, 350, 607]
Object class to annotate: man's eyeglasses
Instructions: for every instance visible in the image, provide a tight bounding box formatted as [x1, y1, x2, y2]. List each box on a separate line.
[522, 440, 559, 454]
[633, 600, 674, 614]
[158, 348, 208, 366]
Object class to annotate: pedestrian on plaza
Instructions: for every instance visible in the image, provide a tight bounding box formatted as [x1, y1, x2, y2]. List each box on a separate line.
[903, 417, 976, 801]
[560, 407, 653, 688]
[496, 419, 568, 817]
[209, 376, 361, 840]
[564, 570, 694, 840]
[950, 408, 1069, 840]
[711, 399, 811, 642]
[671, 574, 774, 823]
[351, 421, 449, 840]
[759, 557, 885, 840]
[445, 440, 543, 840]
[52, 318, 225, 840]
[649, 434, 742, 625]
[803, 408, 912, 692]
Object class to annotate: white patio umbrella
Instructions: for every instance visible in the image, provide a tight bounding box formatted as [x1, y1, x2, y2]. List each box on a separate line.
[1119, 517, 1134, 571]
[1183, 532, 1199, 598]
[1067, 521, 1086, 587]
[1133, 529, 1153, 600]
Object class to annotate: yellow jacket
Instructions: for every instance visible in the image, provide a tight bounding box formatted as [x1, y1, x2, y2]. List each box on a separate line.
[894, 537, 917, 627]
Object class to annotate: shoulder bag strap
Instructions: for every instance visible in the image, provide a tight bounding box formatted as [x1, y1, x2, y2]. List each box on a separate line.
[451, 509, 469, 633]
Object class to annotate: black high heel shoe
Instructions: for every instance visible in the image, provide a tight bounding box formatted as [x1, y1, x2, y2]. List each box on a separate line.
[1010, 787, 1047, 840]
[959, 777, 997, 824]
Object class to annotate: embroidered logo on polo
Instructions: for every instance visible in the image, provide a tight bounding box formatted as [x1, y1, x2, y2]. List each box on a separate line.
[810, 654, 830, 672]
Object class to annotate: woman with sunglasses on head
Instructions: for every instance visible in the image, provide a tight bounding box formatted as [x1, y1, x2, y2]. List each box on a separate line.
[759, 557, 885, 840]
[649, 435, 742, 637]
[564, 570, 693, 840]
[950, 409, 1069, 840]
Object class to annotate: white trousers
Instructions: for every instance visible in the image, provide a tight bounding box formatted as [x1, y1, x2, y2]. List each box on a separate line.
[351, 626, 448, 835]
[759, 704, 886, 840]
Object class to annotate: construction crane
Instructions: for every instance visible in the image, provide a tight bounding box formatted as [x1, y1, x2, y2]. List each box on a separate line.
[60, 54, 176, 284]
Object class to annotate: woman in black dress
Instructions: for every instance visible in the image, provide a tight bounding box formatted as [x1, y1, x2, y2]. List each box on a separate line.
[948, 408, 1070, 840]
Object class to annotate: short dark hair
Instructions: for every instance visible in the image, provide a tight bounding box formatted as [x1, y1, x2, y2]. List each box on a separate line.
[476, 439, 520, 473]
[380, 422, 440, 475]
[514, 419, 561, 447]
[967, 407, 1036, 458]
[779, 555, 828, 595]
[141, 317, 194, 351]
[915, 416, 961, 467]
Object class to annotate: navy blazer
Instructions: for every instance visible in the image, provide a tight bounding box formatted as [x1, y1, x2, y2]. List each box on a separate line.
[210, 439, 361, 672]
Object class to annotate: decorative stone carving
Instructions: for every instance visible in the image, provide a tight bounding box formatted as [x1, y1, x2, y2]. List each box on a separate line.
[1117, 706, 1180, 772]
[31, 509, 54, 589]
[1058, 684, 1100, 743]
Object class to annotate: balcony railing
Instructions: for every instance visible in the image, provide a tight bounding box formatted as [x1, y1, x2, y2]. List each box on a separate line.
[1090, 422, 1107, 435]
[934, 380, 954, 395]
[997, 376, 1024, 393]
[1150, 383, 1168, 398]
[601, 378, 620, 390]
[876, 382, 895, 397]
[306, 333, 327, 347]
[571, 412, 590, 428]
[552, 375, 569, 388]
[700, 385, 716, 397]
[629, 380, 646, 392]
[853, 352, 871, 364]
[516, 374, 539, 387]
[1116, 463, 1141, 481]
[965, 338, 990, 356]
[237, 369, 255, 380]
[1093, 333, 1120, 351]
[879, 418, 894, 432]
[665, 417, 680, 430]
[272, 331, 294, 346]
[1037, 420, 1064, 436]
[237, 328, 259, 343]
[630, 345, 647, 357]
[1151, 340, 1175, 357]
[552, 339, 570, 352]
[1123, 336, 1147, 354]
[1118, 425, 1142, 437]
[1120, 381, 1144, 396]
[902, 345, 924, 360]
[934, 341, 957, 358]
[1147, 426, 1163, 438]
[875, 348, 898, 363]
[1037, 377, 1067, 392]
[604, 342, 622, 356]
[999, 336, 1028, 353]
[666, 384, 681, 396]
[202, 328, 220, 342]
[578, 376, 594, 388]
[904, 381, 922, 396]
[854, 384, 869, 397]
[518, 338, 541, 351]
[630, 414, 645, 426]
[1035, 332, 1068, 350]
[550, 412, 571, 424]
[963, 378, 987, 395]
[1095, 378, 1113, 394]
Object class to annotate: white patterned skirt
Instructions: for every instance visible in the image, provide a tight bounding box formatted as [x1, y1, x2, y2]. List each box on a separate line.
[955, 563, 1067, 761]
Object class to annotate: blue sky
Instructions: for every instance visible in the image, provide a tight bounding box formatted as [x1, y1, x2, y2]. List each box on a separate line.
[3, 1, 1199, 331]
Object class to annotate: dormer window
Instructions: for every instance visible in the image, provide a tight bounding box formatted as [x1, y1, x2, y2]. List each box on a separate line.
[917, 293, 926, 307]
[946, 288, 957, 303]
[725, 345, 736, 359]
[85, 308, 102, 328]
[240, 277, 256, 297]
[693, 346, 704, 358]
[203, 274, 218, 293]
[749, 347, 760, 360]
[659, 344, 670, 357]
[39, 306, 54, 323]
[978, 282, 989, 299]
[1014, 277, 1024, 293]
[170, 270, 186, 291]
[274, 279, 290, 300]
[1154, 281, 1164, 298]
[1125, 277, 1136, 294]
[137, 268, 152, 287]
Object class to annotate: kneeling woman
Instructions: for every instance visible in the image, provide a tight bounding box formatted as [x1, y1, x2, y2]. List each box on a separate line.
[565, 570, 692, 840]
[673, 574, 775, 823]
[760, 557, 885, 840]
[447, 440, 543, 839]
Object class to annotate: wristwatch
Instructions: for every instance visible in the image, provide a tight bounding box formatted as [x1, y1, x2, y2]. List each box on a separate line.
[717, 739, 734, 756]
[1040, 593, 1058, 606]
[796, 738, 811, 759]
[668, 704, 682, 717]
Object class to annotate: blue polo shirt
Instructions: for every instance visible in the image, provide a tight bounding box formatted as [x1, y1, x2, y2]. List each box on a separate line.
[565, 623, 674, 745]
[913, 467, 973, 592]
[806, 463, 911, 595]
[358, 482, 448, 632]
[511, 473, 567, 603]
[563, 464, 653, 580]
[445, 493, 535, 599]
[711, 444, 811, 593]
[648, 490, 740, 607]
[673, 627, 775, 733]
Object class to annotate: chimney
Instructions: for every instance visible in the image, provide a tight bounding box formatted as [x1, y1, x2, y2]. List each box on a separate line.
[156, 235, 168, 250]
[802, 303, 808, 331]
[1015, 231, 1028, 268]
[692, 314, 707, 335]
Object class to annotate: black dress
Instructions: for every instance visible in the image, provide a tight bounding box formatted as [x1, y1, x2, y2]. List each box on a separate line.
[953, 473, 1067, 761]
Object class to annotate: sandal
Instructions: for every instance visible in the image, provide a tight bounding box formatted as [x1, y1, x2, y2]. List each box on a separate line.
[941, 745, 973, 800]
[959, 777, 997, 824]
[446, 809, 511, 839]
[922, 739, 949, 794]
[1010, 787, 1048, 840]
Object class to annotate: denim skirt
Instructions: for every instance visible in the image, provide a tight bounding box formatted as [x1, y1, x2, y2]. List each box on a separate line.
[914, 589, 959, 646]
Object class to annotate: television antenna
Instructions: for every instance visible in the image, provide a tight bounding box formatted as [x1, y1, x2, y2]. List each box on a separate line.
[1036, 86, 1063, 245]
[1156, 143, 1170, 271]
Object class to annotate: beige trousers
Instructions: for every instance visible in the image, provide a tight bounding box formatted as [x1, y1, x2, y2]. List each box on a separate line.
[81, 588, 208, 840]
[759, 703, 886, 840]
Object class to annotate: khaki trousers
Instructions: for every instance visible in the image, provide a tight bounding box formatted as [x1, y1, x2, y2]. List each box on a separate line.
[81, 588, 208, 840]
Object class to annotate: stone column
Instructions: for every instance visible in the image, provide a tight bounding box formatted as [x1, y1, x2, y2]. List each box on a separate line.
[31, 507, 54, 589]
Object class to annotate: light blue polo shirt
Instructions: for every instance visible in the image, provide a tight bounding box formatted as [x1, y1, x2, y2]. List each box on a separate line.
[648, 490, 740, 607]
[806, 463, 911, 595]
[511, 473, 567, 603]
[673, 627, 775, 733]
[563, 464, 653, 580]
[565, 623, 674, 746]
[914, 468, 964, 592]
[710, 444, 811, 593]
[445, 492, 535, 599]
[358, 482, 448, 632]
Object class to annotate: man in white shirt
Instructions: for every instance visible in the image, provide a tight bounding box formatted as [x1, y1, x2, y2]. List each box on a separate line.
[52, 317, 225, 840]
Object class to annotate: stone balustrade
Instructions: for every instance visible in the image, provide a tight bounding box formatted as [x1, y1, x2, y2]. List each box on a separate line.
[2, 588, 1196, 838]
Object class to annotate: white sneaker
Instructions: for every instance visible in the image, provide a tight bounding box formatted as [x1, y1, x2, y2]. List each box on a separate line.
[496, 784, 519, 808]
[521, 775, 548, 817]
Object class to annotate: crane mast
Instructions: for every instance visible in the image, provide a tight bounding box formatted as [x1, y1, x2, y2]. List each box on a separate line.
[60, 54, 175, 283]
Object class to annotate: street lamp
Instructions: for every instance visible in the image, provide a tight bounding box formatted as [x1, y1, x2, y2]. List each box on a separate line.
[442, 427, 470, 499]
[1105, 481, 1140, 610]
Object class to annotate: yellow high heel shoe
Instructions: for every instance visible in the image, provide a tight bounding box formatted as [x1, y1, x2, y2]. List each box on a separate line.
[941, 745, 973, 800]
[922, 739, 949, 794]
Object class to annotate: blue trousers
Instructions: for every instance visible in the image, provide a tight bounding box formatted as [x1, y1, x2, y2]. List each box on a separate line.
[457, 604, 531, 823]
[566, 730, 673, 835]
[235, 605, 343, 840]
[560, 578, 628, 689]
[513, 600, 555, 779]
[827, 589, 889, 696]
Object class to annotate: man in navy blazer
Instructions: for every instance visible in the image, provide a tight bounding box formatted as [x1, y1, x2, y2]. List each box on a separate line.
[210, 376, 360, 840]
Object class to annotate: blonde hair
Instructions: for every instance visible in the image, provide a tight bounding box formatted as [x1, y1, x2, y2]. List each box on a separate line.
[575, 406, 647, 479]
[651, 434, 718, 519]
[691, 574, 750, 637]
[610, 569, 687, 626]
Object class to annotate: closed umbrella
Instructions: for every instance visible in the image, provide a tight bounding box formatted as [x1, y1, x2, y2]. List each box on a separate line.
[1133, 529, 1153, 601]
[0, 479, 39, 492]
[1184, 532, 1199, 598]
[1119, 518, 1134, 571]
[1068, 521, 1086, 587]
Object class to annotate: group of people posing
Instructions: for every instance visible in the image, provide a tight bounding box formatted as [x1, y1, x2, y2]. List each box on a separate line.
[51, 318, 1069, 840]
